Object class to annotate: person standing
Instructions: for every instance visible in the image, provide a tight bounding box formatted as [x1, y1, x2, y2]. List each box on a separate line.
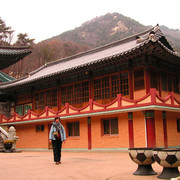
[49, 116, 66, 165]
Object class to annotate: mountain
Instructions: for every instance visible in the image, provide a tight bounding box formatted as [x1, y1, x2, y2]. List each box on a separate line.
[51, 13, 149, 48]
[160, 25, 180, 51]
[4, 13, 180, 78]
[51, 12, 180, 51]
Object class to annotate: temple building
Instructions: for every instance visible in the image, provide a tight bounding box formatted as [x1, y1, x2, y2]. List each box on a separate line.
[0, 25, 179, 151]
[0, 46, 31, 118]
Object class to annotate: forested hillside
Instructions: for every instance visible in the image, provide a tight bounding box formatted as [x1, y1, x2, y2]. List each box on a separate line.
[51, 13, 149, 48]
[52, 13, 180, 51]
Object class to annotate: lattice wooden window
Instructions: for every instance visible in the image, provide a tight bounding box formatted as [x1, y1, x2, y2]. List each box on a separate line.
[16, 105, 23, 116]
[167, 74, 172, 91]
[61, 87, 67, 105]
[67, 85, 73, 104]
[120, 72, 129, 95]
[16, 104, 32, 116]
[24, 104, 32, 114]
[103, 118, 118, 135]
[102, 77, 110, 99]
[35, 92, 45, 110]
[61, 85, 73, 105]
[46, 90, 51, 108]
[36, 125, 44, 132]
[74, 82, 89, 103]
[134, 69, 145, 90]
[52, 89, 58, 107]
[94, 77, 110, 100]
[111, 74, 120, 98]
[150, 69, 158, 89]
[161, 72, 179, 93]
[161, 72, 167, 91]
[61, 82, 89, 105]
[94, 73, 129, 100]
[16, 94, 31, 105]
[67, 122, 79, 136]
[94, 79, 101, 100]
[74, 83, 81, 104]
[173, 75, 179, 93]
[82, 82, 89, 102]
[35, 89, 57, 110]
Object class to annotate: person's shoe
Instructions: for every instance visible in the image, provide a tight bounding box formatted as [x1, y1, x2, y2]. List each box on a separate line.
[55, 162, 59, 165]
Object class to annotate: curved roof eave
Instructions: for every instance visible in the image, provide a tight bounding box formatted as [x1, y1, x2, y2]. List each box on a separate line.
[157, 40, 180, 59]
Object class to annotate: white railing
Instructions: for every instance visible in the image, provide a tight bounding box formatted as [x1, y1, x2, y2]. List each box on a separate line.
[0, 126, 9, 140]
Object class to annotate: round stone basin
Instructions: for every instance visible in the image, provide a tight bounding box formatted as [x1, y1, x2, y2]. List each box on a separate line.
[153, 148, 180, 179]
[128, 148, 157, 175]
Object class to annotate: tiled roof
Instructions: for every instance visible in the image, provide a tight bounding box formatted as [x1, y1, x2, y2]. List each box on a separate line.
[0, 71, 15, 82]
[0, 46, 31, 70]
[0, 47, 30, 55]
[0, 25, 179, 90]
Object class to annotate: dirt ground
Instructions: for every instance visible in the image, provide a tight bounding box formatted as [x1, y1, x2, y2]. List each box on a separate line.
[0, 151, 177, 180]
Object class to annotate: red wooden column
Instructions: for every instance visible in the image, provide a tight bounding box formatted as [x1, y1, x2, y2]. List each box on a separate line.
[162, 111, 168, 148]
[128, 112, 134, 148]
[145, 110, 156, 148]
[87, 71, 93, 150]
[87, 117, 92, 150]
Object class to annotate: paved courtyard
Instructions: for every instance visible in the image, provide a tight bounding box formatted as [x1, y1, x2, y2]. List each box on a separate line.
[0, 150, 176, 180]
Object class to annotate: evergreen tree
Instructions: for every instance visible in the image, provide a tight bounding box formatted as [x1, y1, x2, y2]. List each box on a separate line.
[15, 33, 35, 46]
[0, 17, 14, 46]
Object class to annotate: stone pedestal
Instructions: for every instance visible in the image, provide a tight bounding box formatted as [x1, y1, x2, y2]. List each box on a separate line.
[129, 148, 157, 175]
[4, 142, 13, 153]
[8, 126, 18, 151]
[153, 148, 180, 179]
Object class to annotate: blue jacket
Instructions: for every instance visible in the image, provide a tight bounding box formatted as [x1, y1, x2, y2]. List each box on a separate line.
[49, 123, 66, 141]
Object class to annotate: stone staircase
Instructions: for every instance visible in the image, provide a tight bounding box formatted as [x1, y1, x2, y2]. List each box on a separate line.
[0, 126, 8, 152]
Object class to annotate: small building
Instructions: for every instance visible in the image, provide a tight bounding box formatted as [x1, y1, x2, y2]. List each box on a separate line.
[0, 71, 15, 118]
[0, 25, 179, 151]
[0, 46, 31, 118]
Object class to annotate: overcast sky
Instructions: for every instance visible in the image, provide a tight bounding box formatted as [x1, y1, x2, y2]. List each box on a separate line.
[1, 0, 180, 43]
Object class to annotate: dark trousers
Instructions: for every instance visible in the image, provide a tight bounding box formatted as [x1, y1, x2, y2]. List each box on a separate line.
[52, 139, 62, 162]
